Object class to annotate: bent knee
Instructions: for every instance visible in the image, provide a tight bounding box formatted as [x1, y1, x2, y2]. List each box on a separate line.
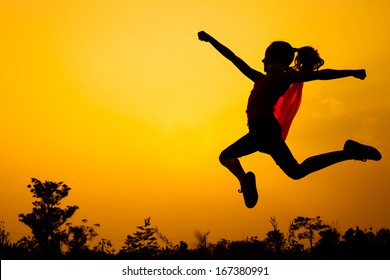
[283, 166, 305, 180]
[219, 150, 236, 166]
[218, 152, 225, 165]
[287, 172, 304, 180]
[219, 151, 229, 165]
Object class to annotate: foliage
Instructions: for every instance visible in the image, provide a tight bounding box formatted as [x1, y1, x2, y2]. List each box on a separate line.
[18, 178, 79, 257]
[65, 219, 100, 256]
[264, 217, 286, 254]
[0, 221, 13, 258]
[155, 226, 174, 250]
[0, 221, 11, 247]
[195, 230, 211, 249]
[3, 213, 390, 259]
[93, 238, 116, 256]
[119, 217, 159, 258]
[3, 178, 390, 259]
[289, 216, 329, 250]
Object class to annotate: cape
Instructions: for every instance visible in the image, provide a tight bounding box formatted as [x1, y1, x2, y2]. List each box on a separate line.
[274, 82, 304, 140]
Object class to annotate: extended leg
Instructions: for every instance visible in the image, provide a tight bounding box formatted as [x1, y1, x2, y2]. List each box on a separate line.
[289, 151, 350, 180]
[271, 139, 381, 180]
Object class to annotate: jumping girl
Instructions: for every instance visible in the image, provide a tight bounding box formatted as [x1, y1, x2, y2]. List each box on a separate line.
[198, 31, 382, 208]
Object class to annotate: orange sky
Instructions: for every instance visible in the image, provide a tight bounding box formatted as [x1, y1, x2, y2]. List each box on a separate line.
[1, 0, 389, 249]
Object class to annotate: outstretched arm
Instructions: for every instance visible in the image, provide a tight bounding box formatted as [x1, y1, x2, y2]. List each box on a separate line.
[287, 69, 366, 83]
[318, 69, 366, 80]
[198, 31, 262, 82]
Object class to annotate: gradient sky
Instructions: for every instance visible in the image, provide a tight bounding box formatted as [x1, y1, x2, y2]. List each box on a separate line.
[1, 0, 389, 249]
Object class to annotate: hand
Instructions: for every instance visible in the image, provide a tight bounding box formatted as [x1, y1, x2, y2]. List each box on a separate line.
[353, 69, 366, 80]
[198, 31, 212, 42]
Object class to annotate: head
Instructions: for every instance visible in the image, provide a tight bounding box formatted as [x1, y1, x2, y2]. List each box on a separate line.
[262, 41, 295, 72]
[262, 41, 324, 72]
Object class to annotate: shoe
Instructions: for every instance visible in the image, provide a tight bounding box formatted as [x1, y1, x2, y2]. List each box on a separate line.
[238, 172, 258, 208]
[344, 140, 382, 161]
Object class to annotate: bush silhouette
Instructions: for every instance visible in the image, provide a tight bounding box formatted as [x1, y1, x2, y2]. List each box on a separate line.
[2, 178, 389, 260]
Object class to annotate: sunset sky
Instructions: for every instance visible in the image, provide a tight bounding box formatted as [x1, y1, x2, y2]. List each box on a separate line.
[1, 0, 389, 249]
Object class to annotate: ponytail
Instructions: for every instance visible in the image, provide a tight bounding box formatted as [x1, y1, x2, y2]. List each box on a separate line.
[294, 46, 324, 71]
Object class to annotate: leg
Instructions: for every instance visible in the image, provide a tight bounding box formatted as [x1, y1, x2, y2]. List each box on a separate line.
[270, 139, 381, 180]
[219, 133, 260, 184]
[269, 140, 351, 180]
[219, 155, 246, 184]
[291, 150, 350, 179]
[219, 133, 260, 208]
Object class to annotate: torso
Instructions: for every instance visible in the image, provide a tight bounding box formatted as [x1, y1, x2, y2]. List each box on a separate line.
[246, 74, 291, 120]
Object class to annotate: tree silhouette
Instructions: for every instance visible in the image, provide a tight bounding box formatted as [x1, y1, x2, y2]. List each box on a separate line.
[226, 236, 266, 259]
[153, 227, 192, 259]
[195, 230, 211, 249]
[289, 216, 329, 250]
[93, 238, 115, 256]
[374, 228, 390, 259]
[18, 178, 78, 257]
[120, 217, 159, 258]
[317, 227, 341, 246]
[3, 197, 390, 260]
[340, 226, 376, 259]
[264, 217, 286, 254]
[286, 220, 304, 253]
[312, 227, 341, 258]
[65, 219, 100, 256]
[155, 226, 174, 250]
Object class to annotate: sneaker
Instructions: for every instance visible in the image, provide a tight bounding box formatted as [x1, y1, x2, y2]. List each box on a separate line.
[239, 172, 258, 208]
[344, 140, 382, 161]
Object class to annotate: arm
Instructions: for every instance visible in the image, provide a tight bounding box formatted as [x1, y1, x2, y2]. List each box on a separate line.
[287, 69, 366, 83]
[198, 31, 262, 82]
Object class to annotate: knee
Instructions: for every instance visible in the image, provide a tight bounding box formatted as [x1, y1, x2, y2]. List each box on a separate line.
[283, 166, 305, 180]
[219, 150, 235, 166]
[288, 172, 303, 181]
[219, 151, 228, 165]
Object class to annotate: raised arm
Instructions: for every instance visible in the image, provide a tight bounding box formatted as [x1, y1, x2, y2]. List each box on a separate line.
[287, 69, 366, 83]
[198, 31, 262, 82]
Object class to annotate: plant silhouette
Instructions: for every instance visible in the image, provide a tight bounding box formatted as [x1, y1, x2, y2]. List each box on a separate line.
[119, 217, 159, 258]
[1, 179, 389, 260]
[18, 178, 79, 257]
[289, 216, 329, 250]
[264, 217, 286, 254]
[0, 221, 11, 248]
[65, 219, 100, 257]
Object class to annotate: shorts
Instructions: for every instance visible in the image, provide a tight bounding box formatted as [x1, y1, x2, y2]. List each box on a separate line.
[220, 116, 298, 170]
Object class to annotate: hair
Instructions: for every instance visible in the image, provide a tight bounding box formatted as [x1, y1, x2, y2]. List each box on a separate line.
[266, 41, 324, 71]
[294, 46, 324, 71]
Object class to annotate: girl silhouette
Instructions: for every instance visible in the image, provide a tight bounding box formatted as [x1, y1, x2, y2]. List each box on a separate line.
[198, 31, 381, 208]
